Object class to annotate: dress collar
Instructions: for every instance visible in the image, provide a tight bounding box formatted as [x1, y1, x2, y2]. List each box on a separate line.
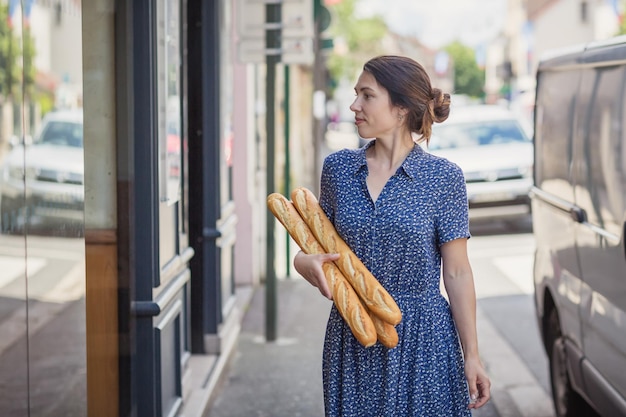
[352, 140, 426, 181]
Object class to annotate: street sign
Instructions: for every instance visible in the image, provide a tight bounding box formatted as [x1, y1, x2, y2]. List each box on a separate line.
[237, 0, 313, 38]
[237, 0, 314, 64]
[237, 37, 314, 64]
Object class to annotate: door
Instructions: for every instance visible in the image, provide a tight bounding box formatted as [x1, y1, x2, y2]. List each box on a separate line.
[533, 64, 584, 348]
[572, 55, 626, 414]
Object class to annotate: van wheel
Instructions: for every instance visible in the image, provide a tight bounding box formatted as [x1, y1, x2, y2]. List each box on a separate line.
[547, 309, 598, 417]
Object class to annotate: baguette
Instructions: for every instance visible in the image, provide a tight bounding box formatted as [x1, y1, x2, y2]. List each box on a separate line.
[267, 193, 378, 347]
[291, 187, 402, 326]
[370, 313, 399, 348]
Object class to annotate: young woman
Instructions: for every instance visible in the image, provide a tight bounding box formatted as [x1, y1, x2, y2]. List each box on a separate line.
[294, 55, 491, 416]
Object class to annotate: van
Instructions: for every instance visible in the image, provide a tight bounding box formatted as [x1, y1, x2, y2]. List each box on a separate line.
[531, 35, 626, 417]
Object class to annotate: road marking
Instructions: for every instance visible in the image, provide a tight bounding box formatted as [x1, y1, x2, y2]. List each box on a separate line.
[470, 245, 535, 259]
[0, 255, 47, 289]
[492, 255, 535, 295]
[35, 261, 85, 303]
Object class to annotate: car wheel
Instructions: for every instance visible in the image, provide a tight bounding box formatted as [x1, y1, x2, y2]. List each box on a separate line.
[0, 197, 24, 235]
[547, 309, 598, 417]
[0, 198, 11, 234]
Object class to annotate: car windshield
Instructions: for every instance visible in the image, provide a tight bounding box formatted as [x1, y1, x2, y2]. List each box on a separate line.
[38, 121, 83, 148]
[429, 119, 529, 151]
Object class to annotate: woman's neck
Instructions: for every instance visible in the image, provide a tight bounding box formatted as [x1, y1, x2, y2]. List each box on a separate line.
[368, 135, 414, 171]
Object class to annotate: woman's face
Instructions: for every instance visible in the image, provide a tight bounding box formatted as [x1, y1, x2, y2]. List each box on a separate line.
[350, 71, 402, 140]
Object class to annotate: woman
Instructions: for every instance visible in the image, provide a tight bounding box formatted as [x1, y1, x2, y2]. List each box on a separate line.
[294, 55, 491, 416]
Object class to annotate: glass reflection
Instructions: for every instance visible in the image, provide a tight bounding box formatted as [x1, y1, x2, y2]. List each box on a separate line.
[0, 1, 86, 416]
[158, 0, 181, 206]
[3, 109, 84, 236]
[0, 0, 27, 414]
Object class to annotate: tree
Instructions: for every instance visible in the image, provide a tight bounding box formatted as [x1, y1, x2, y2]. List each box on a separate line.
[325, 0, 388, 89]
[22, 27, 36, 101]
[445, 41, 485, 98]
[0, 3, 21, 100]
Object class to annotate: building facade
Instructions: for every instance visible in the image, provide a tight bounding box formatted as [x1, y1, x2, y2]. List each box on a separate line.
[0, 0, 315, 416]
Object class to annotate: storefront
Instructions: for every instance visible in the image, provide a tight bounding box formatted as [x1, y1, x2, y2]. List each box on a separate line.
[0, 1, 246, 416]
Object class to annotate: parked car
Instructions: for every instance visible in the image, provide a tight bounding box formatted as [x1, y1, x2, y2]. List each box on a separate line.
[426, 104, 533, 220]
[0, 109, 84, 235]
[531, 36, 626, 417]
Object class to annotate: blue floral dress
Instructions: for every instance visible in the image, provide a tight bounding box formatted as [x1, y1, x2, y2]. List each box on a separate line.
[319, 141, 472, 417]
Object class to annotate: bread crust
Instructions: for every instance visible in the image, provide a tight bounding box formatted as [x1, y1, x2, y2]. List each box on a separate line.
[290, 187, 402, 326]
[371, 313, 400, 348]
[267, 193, 378, 347]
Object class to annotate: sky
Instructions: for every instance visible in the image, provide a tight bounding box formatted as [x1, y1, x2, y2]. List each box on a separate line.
[355, 0, 508, 50]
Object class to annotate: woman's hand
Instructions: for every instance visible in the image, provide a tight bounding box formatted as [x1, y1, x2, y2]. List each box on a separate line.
[293, 251, 339, 300]
[465, 356, 491, 409]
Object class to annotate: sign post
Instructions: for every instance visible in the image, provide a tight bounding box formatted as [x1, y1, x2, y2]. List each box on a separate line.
[264, 1, 281, 343]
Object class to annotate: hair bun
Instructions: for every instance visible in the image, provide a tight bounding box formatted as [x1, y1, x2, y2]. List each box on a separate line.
[431, 88, 450, 123]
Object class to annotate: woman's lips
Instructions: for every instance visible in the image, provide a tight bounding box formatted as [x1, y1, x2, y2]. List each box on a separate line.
[355, 118, 364, 125]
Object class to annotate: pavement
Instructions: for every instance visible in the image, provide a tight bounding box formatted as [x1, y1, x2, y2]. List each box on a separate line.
[204, 275, 525, 417]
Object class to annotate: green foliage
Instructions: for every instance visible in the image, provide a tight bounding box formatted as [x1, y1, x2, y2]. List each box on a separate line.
[444, 41, 485, 98]
[326, 0, 388, 89]
[618, 18, 626, 35]
[0, 4, 21, 99]
[23, 27, 36, 100]
[38, 92, 54, 116]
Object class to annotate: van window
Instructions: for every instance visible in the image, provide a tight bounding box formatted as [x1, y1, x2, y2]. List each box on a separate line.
[534, 69, 580, 202]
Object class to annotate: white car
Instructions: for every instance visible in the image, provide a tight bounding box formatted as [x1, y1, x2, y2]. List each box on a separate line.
[0, 109, 84, 235]
[426, 104, 533, 220]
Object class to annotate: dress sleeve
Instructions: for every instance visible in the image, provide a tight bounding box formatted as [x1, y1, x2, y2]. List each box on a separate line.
[435, 164, 471, 246]
[318, 156, 335, 224]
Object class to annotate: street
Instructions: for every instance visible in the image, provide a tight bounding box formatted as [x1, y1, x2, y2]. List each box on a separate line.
[0, 235, 86, 415]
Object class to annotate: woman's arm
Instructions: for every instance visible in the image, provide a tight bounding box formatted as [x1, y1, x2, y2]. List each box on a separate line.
[441, 238, 491, 409]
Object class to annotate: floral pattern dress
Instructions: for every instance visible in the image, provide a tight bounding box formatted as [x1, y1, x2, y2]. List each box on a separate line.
[319, 141, 472, 417]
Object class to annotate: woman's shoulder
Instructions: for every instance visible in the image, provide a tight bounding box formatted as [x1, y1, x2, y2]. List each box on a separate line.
[418, 148, 463, 177]
[412, 150, 465, 190]
[323, 147, 363, 169]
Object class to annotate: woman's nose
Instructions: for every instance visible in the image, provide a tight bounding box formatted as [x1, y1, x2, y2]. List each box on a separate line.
[349, 98, 359, 112]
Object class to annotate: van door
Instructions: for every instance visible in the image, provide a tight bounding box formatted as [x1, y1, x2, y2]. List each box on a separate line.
[572, 55, 626, 414]
[533, 65, 584, 351]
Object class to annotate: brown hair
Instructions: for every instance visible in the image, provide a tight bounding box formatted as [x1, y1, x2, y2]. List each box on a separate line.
[363, 55, 450, 144]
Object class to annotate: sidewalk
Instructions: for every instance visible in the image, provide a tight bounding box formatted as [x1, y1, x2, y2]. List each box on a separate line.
[205, 277, 506, 417]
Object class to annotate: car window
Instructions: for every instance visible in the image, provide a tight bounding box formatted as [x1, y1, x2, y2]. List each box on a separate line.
[38, 121, 83, 147]
[429, 120, 529, 150]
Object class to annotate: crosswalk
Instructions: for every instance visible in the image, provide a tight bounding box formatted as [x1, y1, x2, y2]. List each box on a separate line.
[0, 236, 85, 357]
[0, 255, 47, 290]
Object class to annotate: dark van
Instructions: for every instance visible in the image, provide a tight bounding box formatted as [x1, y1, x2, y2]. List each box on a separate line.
[532, 35, 626, 417]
